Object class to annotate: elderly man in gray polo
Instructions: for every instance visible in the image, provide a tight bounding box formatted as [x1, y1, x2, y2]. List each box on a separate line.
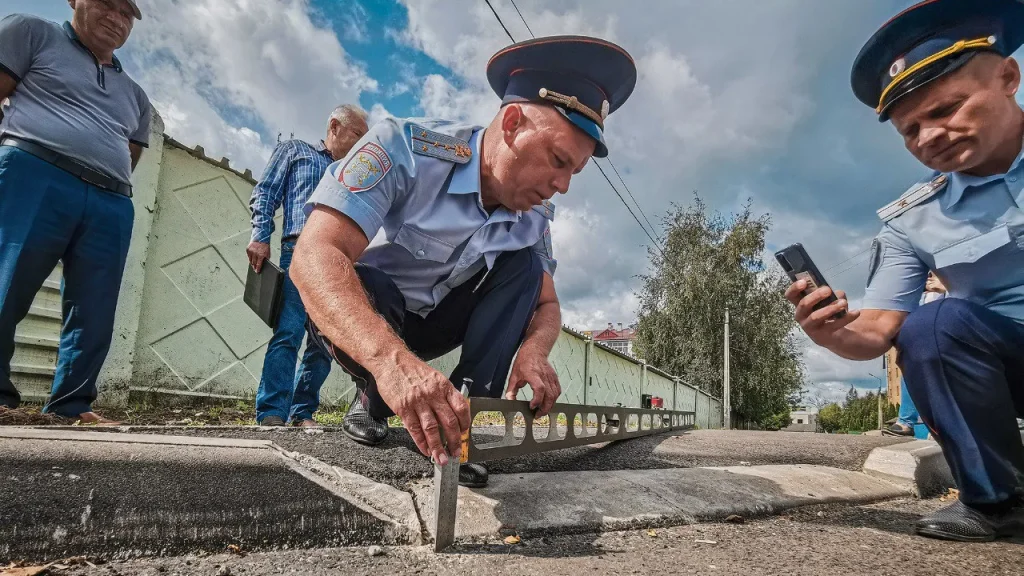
[0, 0, 150, 424]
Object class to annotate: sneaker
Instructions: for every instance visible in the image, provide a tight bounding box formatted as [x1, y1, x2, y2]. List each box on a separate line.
[259, 415, 286, 427]
[882, 422, 915, 437]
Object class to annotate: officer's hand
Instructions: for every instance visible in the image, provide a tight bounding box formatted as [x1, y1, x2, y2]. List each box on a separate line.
[376, 354, 471, 465]
[247, 241, 271, 273]
[506, 346, 561, 417]
[785, 280, 860, 345]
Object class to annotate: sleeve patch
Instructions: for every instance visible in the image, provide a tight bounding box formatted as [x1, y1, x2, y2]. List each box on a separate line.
[339, 142, 393, 192]
[866, 238, 883, 288]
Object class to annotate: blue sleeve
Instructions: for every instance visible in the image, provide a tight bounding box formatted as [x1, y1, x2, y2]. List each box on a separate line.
[249, 142, 294, 243]
[305, 119, 411, 243]
[862, 222, 927, 312]
[0, 14, 46, 81]
[531, 223, 557, 277]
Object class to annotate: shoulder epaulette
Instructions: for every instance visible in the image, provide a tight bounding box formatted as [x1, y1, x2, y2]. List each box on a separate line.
[876, 174, 948, 223]
[531, 199, 556, 220]
[408, 124, 472, 164]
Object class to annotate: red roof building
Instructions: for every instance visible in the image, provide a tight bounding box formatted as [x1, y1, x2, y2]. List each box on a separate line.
[585, 322, 636, 356]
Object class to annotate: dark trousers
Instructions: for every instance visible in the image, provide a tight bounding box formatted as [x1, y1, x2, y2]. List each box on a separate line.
[307, 248, 544, 419]
[0, 146, 133, 416]
[896, 298, 1024, 505]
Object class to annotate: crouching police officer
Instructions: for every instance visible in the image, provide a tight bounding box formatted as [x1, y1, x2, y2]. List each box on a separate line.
[291, 36, 637, 487]
[788, 0, 1024, 541]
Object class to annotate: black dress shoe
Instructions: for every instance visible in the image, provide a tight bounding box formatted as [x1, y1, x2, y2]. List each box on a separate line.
[916, 499, 1024, 542]
[459, 462, 488, 488]
[258, 415, 285, 427]
[343, 399, 389, 445]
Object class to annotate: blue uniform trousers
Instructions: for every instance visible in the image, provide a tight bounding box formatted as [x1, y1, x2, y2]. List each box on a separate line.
[0, 146, 133, 416]
[896, 298, 1024, 505]
[254, 239, 332, 423]
[307, 248, 544, 419]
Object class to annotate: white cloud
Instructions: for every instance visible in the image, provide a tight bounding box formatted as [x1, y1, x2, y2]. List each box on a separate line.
[418, 74, 497, 124]
[340, 1, 371, 44]
[367, 103, 394, 128]
[127, 0, 378, 175]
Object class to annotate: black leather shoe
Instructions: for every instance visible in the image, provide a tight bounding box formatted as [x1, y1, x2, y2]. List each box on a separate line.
[258, 415, 285, 427]
[343, 399, 389, 446]
[459, 462, 488, 488]
[916, 499, 1024, 542]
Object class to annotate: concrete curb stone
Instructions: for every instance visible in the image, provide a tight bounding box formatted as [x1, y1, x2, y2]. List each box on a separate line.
[0, 428, 417, 562]
[862, 431, 1024, 498]
[411, 464, 911, 542]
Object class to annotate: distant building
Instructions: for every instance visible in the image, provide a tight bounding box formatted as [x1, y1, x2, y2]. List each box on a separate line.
[584, 322, 637, 356]
[783, 408, 819, 433]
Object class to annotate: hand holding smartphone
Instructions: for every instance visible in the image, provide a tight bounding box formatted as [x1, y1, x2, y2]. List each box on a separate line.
[774, 243, 846, 320]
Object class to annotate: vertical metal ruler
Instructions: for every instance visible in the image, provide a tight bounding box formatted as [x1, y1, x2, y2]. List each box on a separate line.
[432, 384, 470, 552]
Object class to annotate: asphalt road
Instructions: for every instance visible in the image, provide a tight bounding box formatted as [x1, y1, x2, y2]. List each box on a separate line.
[115, 427, 909, 488]
[43, 498, 1023, 576]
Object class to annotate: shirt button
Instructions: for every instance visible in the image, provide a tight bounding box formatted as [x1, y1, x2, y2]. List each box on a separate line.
[416, 249, 425, 257]
[1011, 176, 1018, 182]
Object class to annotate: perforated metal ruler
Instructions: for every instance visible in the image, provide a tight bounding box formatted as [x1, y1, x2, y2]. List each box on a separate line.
[430, 396, 695, 551]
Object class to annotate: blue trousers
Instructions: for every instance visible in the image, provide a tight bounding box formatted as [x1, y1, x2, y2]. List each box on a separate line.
[0, 146, 133, 416]
[307, 248, 544, 420]
[896, 298, 1024, 505]
[254, 239, 332, 422]
[897, 377, 920, 427]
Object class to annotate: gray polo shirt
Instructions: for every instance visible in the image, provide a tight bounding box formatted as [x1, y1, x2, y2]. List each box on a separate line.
[0, 14, 151, 185]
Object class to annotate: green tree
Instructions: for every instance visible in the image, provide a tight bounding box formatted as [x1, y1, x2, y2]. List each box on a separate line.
[763, 409, 792, 431]
[633, 195, 805, 428]
[818, 403, 844, 433]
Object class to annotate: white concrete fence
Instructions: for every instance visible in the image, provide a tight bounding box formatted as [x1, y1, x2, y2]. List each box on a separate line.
[11, 113, 723, 428]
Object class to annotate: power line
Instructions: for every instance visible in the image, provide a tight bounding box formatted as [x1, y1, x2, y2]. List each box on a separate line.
[606, 158, 661, 242]
[483, 0, 665, 248]
[593, 161, 665, 253]
[830, 254, 872, 280]
[484, 0, 515, 42]
[822, 246, 871, 274]
[508, 0, 535, 37]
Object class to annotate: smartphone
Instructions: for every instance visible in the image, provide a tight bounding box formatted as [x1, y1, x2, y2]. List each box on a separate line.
[774, 243, 845, 319]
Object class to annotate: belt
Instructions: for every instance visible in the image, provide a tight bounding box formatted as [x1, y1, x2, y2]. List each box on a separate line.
[0, 136, 133, 198]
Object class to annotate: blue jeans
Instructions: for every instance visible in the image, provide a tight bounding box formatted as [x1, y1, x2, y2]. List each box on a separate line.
[897, 377, 920, 427]
[255, 240, 332, 422]
[0, 146, 133, 416]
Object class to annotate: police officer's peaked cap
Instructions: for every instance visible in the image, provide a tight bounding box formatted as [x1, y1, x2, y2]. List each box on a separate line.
[486, 35, 637, 158]
[852, 0, 1024, 122]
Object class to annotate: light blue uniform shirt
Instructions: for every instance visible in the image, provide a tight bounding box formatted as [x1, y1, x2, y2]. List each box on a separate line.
[305, 117, 555, 317]
[864, 142, 1024, 324]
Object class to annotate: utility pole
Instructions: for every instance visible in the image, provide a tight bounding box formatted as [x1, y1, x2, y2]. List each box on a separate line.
[868, 372, 883, 431]
[724, 309, 731, 430]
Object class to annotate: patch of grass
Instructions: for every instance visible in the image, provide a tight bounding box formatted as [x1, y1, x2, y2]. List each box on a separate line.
[313, 403, 349, 427]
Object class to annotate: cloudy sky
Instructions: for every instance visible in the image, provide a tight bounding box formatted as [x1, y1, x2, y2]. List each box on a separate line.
[8, 0, 1023, 404]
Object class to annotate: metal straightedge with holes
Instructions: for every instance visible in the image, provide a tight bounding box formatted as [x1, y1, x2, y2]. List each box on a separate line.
[464, 398, 696, 463]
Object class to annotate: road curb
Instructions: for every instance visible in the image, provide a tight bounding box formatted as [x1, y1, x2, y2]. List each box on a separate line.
[0, 428, 418, 562]
[280, 450, 423, 545]
[410, 464, 910, 543]
[862, 431, 1024, 497]
[862, 440, 953, 497]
